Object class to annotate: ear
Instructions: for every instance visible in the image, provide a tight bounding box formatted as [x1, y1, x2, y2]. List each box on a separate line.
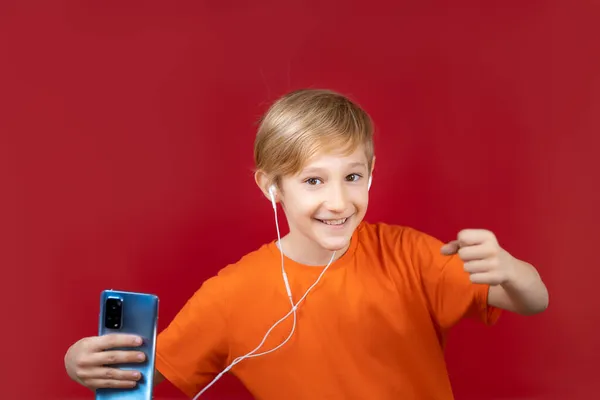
[254, 170, 276, 204]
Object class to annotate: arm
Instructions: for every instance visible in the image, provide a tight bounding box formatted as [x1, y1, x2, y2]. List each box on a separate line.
[153, 275, 230, 397]
[407, 227, 501, 330]
[487, 254, 549, 315]
[441, 229, 549, 316]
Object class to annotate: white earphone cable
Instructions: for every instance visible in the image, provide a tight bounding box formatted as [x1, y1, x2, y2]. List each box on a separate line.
[192, 188, 335, 398]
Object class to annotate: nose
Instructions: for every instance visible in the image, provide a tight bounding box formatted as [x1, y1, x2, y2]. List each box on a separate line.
[325, 182, 348, 213]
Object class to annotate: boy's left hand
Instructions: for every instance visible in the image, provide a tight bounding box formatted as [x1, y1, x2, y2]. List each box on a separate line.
[441, 229, 516, 286]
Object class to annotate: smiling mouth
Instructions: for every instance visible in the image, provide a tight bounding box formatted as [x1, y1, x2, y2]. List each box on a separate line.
[316, 217, 349, 226]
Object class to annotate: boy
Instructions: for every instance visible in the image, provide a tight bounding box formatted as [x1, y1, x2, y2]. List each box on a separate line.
[64, 89, 548, 399]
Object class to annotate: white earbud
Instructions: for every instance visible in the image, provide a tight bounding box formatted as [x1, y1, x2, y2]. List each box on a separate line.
[268, 185, 277, 209]
[368, 175, 372, 191]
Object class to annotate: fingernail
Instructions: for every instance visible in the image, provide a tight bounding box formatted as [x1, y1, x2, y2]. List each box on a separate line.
[137, 353, 145, 360]
[134, 337, 142, 345]
[132, 371, 140, 379]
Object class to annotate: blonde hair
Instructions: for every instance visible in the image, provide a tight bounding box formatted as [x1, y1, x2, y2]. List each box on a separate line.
[254, 89, 374, 186]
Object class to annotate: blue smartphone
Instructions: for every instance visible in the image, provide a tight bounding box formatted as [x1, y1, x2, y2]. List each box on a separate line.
[97, 289, 159, 400]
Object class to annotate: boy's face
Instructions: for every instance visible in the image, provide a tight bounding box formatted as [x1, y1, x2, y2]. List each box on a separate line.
[279, 144, 372, 253]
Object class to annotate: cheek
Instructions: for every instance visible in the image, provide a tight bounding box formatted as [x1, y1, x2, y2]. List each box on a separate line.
[299, 199, 321, 218]
[351, 191, 369, 208]
[284, 197, 319, 219]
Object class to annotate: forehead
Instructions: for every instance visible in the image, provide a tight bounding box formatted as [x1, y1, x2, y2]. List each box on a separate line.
[299, 144, 368, 172]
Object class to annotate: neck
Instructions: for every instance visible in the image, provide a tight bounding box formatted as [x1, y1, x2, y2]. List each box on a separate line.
[277, 231, 349, 266]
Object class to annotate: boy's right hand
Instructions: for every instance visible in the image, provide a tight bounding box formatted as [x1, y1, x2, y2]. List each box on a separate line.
[64, 334, 146, 390]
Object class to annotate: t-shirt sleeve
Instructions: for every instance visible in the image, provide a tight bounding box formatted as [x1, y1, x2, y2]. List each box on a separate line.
[155, 275, 230, 398]
[407, 227, 502, 330]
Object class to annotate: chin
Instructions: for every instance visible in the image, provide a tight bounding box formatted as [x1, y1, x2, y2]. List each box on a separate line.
[317, 235, 351, 252]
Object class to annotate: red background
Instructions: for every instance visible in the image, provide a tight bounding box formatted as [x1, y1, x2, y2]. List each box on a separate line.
[1, 1, 598, 399]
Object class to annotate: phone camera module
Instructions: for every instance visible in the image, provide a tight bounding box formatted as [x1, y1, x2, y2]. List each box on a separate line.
[104, 298, 123, 329]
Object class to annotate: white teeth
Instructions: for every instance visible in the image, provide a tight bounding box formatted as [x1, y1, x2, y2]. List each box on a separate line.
[320, 218, 347, 225]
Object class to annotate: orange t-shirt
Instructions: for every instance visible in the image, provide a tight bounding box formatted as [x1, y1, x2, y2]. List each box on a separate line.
[155, 222, 501, 399]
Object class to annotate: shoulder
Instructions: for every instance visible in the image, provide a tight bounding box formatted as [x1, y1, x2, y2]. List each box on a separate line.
[356, 220, 442, 251]
[217, 241, 277, 279]
[356, 221, 448, 271]
[168, 242, 278, 329]
[198, 241, 279, 300]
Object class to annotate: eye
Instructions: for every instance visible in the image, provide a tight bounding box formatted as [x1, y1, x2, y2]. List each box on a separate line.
[305, 177, 323, 186]
[346, 173, 362, 182]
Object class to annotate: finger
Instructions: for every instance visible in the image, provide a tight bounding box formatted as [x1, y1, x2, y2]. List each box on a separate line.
[463, 259, 495, 274]
[89, 334, 143, 352]
[469, 272, 504, 285]
[83, 350, 146, 367]
[78, 367, 142, 381]
[83, 378, 137, 390]
[458, 243, 496, 261]
[457, 229, 496, 246]
[441, 240, 460, 255]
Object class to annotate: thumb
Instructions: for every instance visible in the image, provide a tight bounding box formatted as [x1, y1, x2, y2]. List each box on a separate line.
[441, 240, 460, 256]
